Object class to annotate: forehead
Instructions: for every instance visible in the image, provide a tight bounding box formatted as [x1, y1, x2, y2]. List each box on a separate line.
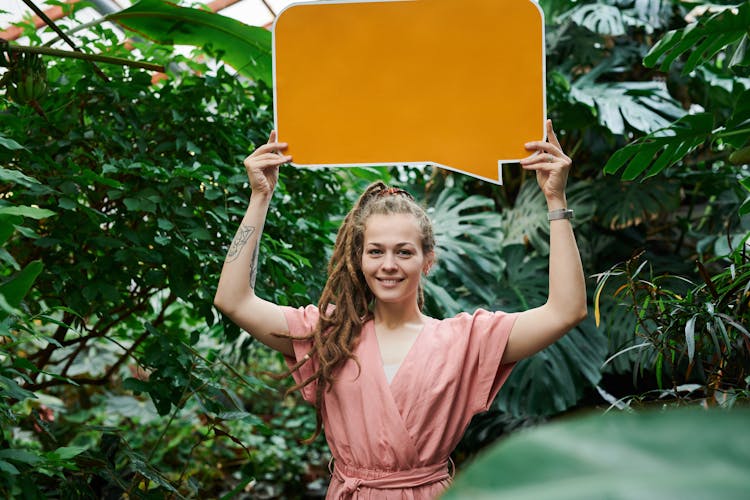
[363, 213, 422, 244]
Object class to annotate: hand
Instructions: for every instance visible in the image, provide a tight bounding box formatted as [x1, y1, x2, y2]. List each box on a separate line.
[243, 130, 292, 196]
[519, 120, 572, 208]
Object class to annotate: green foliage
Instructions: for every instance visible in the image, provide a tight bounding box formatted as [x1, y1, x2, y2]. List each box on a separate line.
[492, 245, 607, 419]
[423, 188, 504, 315]
[594, 244, 750, 395]
[3, 0, 750, 495]
[570, 67, 686, 135]
[603, 113, 714, 179]
[0, 5, 336, 496]
[644, 2, 750, 77]
[109, 0, 272, 84]
[445, 407, 750, 499]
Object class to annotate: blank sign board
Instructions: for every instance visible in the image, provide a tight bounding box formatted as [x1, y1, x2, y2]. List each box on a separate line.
[273, 0, 545, 184]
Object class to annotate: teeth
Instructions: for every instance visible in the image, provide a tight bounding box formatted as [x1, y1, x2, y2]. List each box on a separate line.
[380, 279, 400, 285]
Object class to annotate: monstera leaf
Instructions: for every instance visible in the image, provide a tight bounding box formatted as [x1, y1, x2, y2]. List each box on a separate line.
[571, 77, 686, 135]
[563, 3, 628, 36]
[501, 180, 596, 255]
[603, 113, 713, 180]
[560, 0, 674, 35]
[644, 2, 750, 77]
[490, 245, 606, 418]
[445, 407, 750, 499]
[424, 189, 504, 313]
[594, 176, 680, 230]
[109, 0, 272, 83]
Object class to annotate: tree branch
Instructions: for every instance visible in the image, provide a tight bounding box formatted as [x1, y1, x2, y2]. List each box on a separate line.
[8, 44, 165, 72]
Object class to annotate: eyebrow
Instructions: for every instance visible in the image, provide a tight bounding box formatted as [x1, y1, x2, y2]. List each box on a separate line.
[365, 242, 417, 248]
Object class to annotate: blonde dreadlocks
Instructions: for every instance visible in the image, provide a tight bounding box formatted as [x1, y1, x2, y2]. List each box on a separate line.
[282, 181, 435, 442]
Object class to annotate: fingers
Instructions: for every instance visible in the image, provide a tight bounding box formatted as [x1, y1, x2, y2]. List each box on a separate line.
[253, 141, 288, 157]
[520, 120, 569, 169]
[245, 152, 292, 169]
[519, 149, 570, 171]
[267, 130, 277, 144]
[546, 120, 562, 150]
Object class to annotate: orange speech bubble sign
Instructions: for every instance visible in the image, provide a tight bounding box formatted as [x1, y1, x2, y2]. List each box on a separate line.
[273, 0, 545, 184]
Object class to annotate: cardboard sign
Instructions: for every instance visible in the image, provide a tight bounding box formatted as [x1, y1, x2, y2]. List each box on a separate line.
[273, 0, 545, 184]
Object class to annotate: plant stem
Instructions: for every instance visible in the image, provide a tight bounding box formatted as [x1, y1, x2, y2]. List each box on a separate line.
[8, 44, 164, 72]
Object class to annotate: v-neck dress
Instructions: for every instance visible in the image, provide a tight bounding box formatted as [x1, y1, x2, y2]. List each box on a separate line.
[281, 305, 518, 499]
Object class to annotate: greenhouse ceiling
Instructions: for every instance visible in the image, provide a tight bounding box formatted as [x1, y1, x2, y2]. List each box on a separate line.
[1, 0, 314, 42]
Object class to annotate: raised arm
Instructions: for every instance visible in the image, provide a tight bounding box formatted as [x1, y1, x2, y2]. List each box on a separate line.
[213, 131, 294, 356]
[503, 120, 588, 363]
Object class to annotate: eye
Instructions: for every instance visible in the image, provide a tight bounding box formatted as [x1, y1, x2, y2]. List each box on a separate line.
[367, 248, 383, 256]
[397, 249, 414, 257]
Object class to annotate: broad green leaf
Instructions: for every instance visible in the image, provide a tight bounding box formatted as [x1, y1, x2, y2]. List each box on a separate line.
[0, 215, 20, 247]
[740, 195, 750, 215]
[729, 33, 750, 77]
[603, 113, 713, 180]
[571, 80, 685, 135]
[0, 206, 56, 219]
[0, 167, 40, 187]
[425, 189, 504, 309]
[491, 245, 606, 417]
[0, 260, 43, 319]
[445, 407, 750, 499]
[0, 134, 25, 151]
[109, 0, 272, 84]
[644, 2, 750, 75]
[0, 449, 42, 465]
[565, 4, 626, 36]
[0, 459, 19, 475]
[47, 446, 87, 461]
[497, 319, 605, 418]
[594, 177, 680, 230]
[0, 375, 37, 401]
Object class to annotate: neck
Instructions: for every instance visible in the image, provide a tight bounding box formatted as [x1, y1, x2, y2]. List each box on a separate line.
[372, 300, 423, 329]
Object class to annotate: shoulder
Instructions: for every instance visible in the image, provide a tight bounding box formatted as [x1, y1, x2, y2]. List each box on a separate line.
[438, 308, 516, 331]
[280, 304, 320, 337]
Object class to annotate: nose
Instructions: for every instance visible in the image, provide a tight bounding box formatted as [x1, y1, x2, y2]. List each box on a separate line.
[382, 252, 398, 271]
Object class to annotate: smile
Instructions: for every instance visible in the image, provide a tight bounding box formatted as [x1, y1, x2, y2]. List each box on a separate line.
[376, 278, 404, 286]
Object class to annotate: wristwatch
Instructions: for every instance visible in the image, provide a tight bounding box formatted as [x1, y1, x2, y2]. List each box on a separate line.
[548, 208, 574, 221]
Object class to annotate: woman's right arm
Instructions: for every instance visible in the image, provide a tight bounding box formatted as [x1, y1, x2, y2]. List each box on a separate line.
[213, 131, 294, 357]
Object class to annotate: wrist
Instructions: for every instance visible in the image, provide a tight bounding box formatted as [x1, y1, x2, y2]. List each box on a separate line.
[250, 188, 273, 201]
[545, 196, 567, 211]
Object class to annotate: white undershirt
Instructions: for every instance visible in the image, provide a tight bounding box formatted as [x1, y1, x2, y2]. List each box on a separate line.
[383, 363, 401, 384]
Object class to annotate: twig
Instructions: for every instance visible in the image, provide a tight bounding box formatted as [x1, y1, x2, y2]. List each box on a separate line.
[9, 44, 164, 72]
[21, 0, 110, 81]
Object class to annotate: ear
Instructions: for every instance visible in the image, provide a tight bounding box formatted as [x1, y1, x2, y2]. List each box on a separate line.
[423, 252, 435, 276]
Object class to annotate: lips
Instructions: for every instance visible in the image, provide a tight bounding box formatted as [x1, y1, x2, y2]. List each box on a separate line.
[377, 277, 404, 287]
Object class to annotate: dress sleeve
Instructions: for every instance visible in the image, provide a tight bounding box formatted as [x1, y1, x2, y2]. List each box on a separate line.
[280, 304, 320, 404]
[451, 308, 519, 414]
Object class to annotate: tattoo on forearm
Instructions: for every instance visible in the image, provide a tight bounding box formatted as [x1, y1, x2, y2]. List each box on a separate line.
[225, 225, 255, 263]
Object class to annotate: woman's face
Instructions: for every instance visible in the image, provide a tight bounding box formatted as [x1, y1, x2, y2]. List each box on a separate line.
[361, 213, 433, 306]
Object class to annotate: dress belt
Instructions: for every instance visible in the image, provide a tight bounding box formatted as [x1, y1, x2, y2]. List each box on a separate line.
[329, 457, 455, 494]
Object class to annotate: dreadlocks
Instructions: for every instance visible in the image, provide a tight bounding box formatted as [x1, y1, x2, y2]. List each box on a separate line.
[281, 181, 435, 442]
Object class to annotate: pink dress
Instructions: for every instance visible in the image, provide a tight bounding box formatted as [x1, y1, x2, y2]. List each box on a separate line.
[282, 305, 518, 499]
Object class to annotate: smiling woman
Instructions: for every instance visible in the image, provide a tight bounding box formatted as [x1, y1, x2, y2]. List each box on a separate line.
[212, 121, 587, 499]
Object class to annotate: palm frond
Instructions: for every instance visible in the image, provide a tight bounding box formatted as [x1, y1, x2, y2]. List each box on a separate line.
[603, 113, 713, 180]
[643, 2, 750, 76]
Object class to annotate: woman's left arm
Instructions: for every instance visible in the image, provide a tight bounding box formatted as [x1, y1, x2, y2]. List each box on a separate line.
[503, 119, 587, 363]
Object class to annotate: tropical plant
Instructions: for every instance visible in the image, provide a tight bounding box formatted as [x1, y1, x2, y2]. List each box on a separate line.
[0, 3, 340, 495]
[594, 240, 750, 399]
[445, 406, 750, 499]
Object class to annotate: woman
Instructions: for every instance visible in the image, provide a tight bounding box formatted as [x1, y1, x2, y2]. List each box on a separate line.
[213, 120, 587, 498]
